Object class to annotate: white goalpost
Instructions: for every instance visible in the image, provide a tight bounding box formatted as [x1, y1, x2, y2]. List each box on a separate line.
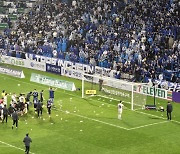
[82, 73, 147, 110]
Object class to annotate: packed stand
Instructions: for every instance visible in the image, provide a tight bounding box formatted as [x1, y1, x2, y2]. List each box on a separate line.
[0, 0, 179, 84]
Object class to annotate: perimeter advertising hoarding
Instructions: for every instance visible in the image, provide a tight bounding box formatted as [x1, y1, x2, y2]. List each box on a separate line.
[30, 73, 76, 91]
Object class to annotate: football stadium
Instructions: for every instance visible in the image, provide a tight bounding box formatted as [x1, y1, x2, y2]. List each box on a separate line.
[0, 0, 179, 154]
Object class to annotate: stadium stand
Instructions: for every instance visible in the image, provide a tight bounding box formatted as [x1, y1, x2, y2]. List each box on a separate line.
[0, 0, 179, 85]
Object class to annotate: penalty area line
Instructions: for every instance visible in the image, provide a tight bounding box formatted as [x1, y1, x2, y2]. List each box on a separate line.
[128, 121, 168, 130]
[57, 109, 129, 130]
[0, 140, 35, 154]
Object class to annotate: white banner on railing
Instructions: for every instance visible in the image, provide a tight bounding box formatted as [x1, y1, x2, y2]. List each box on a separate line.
[1, 55, 46, 71]
[61, 67, 83, 79]
[0, 66, 25, 78]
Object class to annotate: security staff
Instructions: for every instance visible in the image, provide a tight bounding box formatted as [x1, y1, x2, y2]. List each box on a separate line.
[2, 104, 8, 123]
[167, 102, 173, 120]
[23, 133, 32, 154]
[12, 110, 19, 129]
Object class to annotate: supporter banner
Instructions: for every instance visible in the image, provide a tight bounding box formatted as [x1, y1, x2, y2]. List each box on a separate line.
[154, 79, 180, 92]
[25, 53, 94, 73]
[83, 73, 133, 91]
[1, 55, 46, 71]
[25, 60, 46, 71]
[0, 66, 25, 78]
[46, 64, 61, 75]
[172, 92, 180, 103]
[134, 85, 169, 100]
[94, 66, 115, 78]
[102, 87, 130, 98]
[30, 73, 76, 91]
[61, 67, 83, 79]
[1, 55, 25, 67]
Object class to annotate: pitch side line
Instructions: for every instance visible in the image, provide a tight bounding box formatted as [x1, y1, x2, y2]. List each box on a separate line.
[0, 140, 35, 154]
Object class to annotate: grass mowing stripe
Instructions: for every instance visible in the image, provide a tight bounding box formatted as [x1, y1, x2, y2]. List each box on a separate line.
[0, 140, 35, 154]
[57, 108, 129, 130]
[128, 121, 168, 130]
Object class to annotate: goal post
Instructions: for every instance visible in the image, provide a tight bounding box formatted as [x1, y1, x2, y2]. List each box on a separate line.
[82, 73, 147, 110]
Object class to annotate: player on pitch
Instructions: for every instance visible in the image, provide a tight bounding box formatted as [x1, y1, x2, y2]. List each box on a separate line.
[118, 100, 124, 120]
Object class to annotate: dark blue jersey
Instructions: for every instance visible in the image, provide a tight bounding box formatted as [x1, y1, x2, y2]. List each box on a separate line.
[40, 92, 43, 101]
[49, 90, 54, 98]
[33, 91, 38, 98]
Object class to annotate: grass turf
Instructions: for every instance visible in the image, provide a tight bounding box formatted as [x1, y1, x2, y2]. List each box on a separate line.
[0, 64, 180, 154]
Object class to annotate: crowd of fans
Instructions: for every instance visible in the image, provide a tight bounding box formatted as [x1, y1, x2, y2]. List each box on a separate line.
[0, 0, 179, 83]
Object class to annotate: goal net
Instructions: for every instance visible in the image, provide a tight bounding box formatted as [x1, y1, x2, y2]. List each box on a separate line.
[82, 73, 147, 110]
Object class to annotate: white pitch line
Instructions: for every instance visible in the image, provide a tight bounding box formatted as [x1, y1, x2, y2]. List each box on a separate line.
[58, 109, 129, 130]
[0, 140, 35, 154]
[128, 121, 168, 130]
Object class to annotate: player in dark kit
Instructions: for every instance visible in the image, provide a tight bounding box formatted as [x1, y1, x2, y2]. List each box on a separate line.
[49, 87, 56, 104]
[2, 104, 8, 123]
[12, 110, 19, 129]
[40, 90, 44, 103]
[32, 89, 38, 109]
[47, 99, 52, 117]
[167, 102, 173, 120]
[26, 92, 32, 111]
[99, 79, 103, 91]
[36, 100, 42, 118]
[8, 104, 14, 116]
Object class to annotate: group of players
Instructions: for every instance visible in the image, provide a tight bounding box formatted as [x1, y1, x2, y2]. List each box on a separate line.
[0, 87, 56, 123]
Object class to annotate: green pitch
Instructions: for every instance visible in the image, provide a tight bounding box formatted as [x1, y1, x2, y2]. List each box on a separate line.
[0, 64, 180, 154]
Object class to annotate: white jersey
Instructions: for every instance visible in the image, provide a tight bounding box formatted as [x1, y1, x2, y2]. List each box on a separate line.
[11, 94, 17, 102]
[118, 103, 124, 112]
[3, 95, 7, 105]
[19, 96, 25, 103]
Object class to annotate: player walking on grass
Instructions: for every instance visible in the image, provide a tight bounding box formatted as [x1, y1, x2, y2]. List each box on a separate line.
[37, 100, 42, 118]
[32, 89, 38, 108]
[47, 99, 52, 117]
[118, 101, 124, 120]
[2, 104, 8, 123]
[23, 133, 32, 154]
[40, 90, 44, 103]
[26, 92, 32, 111]
[12, 110, 18, 129]
[49, 87, 56, 104]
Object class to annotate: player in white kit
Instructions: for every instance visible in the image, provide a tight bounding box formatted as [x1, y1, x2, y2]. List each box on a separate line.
[118, 101, 124, 120]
